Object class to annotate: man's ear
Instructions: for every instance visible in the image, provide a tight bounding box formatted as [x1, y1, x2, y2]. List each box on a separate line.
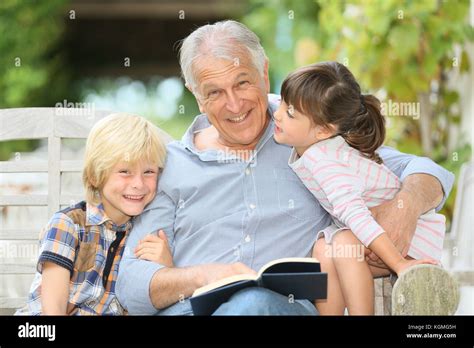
[263, 59, 270, 93]
[187, 84, 206, 114]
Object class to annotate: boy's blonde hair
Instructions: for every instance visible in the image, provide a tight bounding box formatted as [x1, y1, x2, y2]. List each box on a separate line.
[83, 113, 167, 204]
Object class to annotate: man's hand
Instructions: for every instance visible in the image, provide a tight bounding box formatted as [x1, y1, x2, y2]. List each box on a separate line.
[135, 230, 174, 267]
[197, 262, 257, 287]
[366, 173, 444, 267]
[367, 190, 419, 267]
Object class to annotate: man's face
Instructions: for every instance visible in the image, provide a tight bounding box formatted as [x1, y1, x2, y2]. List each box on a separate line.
[192, 55, 270, 147]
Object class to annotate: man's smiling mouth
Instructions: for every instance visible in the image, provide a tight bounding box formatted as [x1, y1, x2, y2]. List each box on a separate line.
[228, 111, 249, 123]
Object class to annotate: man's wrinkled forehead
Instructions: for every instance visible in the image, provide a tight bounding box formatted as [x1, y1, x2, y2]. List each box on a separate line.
[193, 55, 259, 86]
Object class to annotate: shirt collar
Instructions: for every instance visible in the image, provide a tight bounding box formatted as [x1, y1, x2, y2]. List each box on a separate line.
[86, 202, 132, 233]
[180, 94, 280, 162]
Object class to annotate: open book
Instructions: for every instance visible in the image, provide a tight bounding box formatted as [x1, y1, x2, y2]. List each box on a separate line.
[190, 257, 327, 315]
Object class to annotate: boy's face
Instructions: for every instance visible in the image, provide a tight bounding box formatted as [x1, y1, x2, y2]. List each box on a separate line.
[100, 160, 159, 225]
[273, 100, 334, 154]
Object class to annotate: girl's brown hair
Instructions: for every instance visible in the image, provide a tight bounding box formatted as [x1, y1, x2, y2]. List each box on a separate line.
[281, 61, 385, 163]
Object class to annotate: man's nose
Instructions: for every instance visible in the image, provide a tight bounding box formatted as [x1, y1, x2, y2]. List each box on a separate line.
[225, 90, 242, 114]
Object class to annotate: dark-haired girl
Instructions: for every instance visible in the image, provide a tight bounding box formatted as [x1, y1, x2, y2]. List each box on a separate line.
[273, 61, 445, 315]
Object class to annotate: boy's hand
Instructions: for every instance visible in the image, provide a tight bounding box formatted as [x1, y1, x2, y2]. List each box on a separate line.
[134, 230, 174, 267]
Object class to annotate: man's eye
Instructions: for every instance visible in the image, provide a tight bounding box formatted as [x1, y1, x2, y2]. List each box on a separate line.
[238, 80, 250, 87]
[208, 90, 220, 98]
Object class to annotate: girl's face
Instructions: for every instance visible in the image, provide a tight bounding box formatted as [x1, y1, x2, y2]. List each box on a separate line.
[273, 100, 334, 155]
[100, 160, 159, 225]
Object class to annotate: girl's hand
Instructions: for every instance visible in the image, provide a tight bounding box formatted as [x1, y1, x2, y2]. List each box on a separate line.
[393, 258, 439, 276]
[134, 230, 174, 267]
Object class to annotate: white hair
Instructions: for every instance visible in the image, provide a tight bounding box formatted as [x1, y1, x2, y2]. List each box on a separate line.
[179, 20, 268, 92]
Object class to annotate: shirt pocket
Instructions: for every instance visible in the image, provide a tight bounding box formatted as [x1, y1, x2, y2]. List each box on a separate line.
[273, 168, 320, 221]
[75, 241, 99, 272]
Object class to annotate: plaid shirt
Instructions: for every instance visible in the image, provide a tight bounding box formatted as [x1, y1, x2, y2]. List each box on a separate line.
[16, 201, 132, 315]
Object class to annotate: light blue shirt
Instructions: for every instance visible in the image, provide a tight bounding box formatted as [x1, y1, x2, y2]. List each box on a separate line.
[116, 95, 455, 315]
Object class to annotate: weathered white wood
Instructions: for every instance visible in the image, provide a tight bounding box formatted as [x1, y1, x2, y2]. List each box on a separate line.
[47, 136, 61, 217]
[60, 160, 83, 172]
[0, 229, 39, 240]
[0, 297, 27, 309]
[0, 161, 48, 172]
[0, 195, 48, 206]
[60, 195, 85, 206]
[0, 109, 52, 140]
[0, 264, 36, 274]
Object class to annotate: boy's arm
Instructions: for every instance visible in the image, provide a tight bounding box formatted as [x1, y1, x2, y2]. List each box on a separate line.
[41, 262, 70, 315]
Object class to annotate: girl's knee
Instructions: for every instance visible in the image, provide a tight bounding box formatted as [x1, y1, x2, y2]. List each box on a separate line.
[312, 238, 328, 259]
[332, 229, 360, 245]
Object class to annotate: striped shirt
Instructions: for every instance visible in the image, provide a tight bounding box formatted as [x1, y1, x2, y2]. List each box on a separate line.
[15, 201, 132, 315]
[288, 135, 446, 261]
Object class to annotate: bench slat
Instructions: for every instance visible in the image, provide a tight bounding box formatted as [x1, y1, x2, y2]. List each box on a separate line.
[0, 195, 48, 206]
[0, 264, 36, 274]
[0, 297, 27, 309]
[0, 229, 39, 240]
[0, 161, 48, 172]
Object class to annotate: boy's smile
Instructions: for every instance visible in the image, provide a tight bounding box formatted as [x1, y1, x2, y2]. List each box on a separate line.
[100, 160, 158, 225]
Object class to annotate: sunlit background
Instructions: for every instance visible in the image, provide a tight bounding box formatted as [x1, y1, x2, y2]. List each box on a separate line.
[0, 0, 473, 314]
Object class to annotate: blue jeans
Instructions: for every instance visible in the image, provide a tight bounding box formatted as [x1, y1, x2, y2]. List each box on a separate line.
[212, 287, 319, 315]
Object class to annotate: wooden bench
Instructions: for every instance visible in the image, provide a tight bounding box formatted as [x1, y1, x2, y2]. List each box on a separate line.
[0, 107, 393, 315]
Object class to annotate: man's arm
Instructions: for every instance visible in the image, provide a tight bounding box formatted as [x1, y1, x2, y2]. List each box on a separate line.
[117, 190, 255, 313]
[116, 190, 176, 314]
[368, 146, 455, 262]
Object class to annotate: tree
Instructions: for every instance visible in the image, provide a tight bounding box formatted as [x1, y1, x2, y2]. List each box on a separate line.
[243, 0, 473, 223]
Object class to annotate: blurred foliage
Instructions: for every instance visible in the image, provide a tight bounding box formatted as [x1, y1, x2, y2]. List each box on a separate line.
[243, 0, 473, 226]
[0, 0, 71, 160]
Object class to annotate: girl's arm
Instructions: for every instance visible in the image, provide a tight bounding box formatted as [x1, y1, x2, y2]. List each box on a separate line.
[368, 233, 437, 275]
[309, 158, 435, 274]
[41, 262, 70, 315]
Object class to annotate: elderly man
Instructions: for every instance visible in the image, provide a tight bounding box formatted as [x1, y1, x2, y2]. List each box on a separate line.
[116, 20, 454, 315]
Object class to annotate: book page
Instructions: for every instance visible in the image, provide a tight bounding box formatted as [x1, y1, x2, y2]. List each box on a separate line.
[257, 257, 320, 277]
[192, 273, 258, 297]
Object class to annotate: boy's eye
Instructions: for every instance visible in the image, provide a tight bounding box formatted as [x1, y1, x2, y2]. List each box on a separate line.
[286, 110, 295, 119]
[144, 170, 156, 175]
[119, 170, 130, 174]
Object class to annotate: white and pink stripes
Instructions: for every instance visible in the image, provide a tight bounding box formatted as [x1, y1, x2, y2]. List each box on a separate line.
[288, 135, 445, 261]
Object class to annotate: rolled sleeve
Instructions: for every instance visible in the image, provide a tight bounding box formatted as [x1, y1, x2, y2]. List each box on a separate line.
[379, 146, 455, 212]
[116, 189, 177, 315]
[399, 156, 455, 211]
[37, 213, 78, 275]
[117, 255, 165, 315]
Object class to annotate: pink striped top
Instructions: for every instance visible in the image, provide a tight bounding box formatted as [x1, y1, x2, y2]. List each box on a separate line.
[288, 136, 445, 252]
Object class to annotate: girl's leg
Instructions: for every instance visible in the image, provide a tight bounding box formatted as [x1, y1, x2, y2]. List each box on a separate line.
[312, 238, 346, 315]
[331, 230, 374, 315]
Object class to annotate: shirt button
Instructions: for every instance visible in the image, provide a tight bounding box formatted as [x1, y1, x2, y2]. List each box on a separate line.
[249, 203, 256, 209]
[245, 168, 250, 175]
[245, 235, 251, 243]
[110, 247, 114, 253]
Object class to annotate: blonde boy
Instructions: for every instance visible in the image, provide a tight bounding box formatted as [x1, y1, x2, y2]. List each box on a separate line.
[16, 113, 167, 315]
